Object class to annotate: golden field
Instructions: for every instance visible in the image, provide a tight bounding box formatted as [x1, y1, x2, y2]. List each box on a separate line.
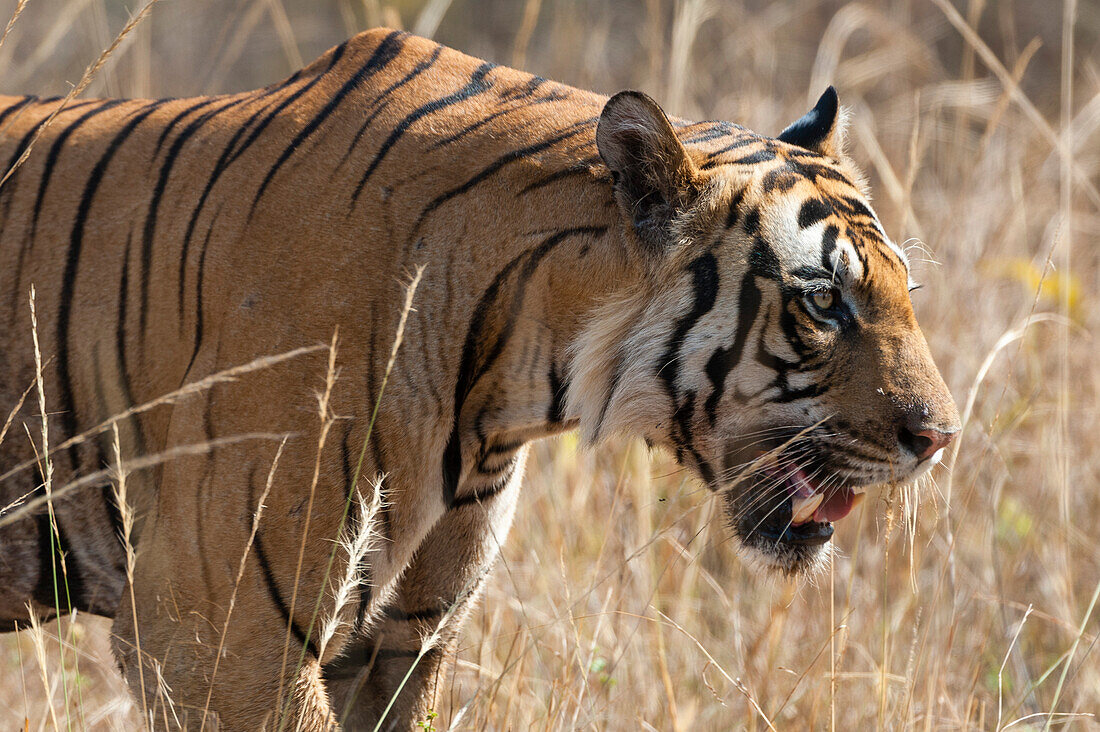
[0, 0, 1097, 729]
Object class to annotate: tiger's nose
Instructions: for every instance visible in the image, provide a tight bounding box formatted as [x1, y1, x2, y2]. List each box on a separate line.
[898, 420, 956, 462]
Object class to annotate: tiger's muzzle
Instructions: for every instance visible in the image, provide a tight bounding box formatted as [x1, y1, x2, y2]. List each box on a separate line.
[718, 433, 892, 574]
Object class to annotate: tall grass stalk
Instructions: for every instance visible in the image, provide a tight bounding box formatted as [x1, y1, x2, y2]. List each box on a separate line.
[28, 286, 82, 730]
[279, 265, 424, 730]
[24, 606, 59, 731]
[274, 329, 341, 722]
[110, 424, 147, 725]
[0, 0, 29, 53]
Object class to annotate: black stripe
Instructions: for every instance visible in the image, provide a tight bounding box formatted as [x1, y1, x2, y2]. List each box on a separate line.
[139, 97, 244, 342]
[428, 99, 528, 149]
[179, 212, 220, 385]
[797, 198, 833, 229]
[724, 188, 745, 229]
[657, 252, 719, 391]
[704, 269, 761, 425]
[248, 30, 407, 216]
[499, 74, 550, 101]
[410, 119, 596, 240]
[819, 224, 839, 273]
[786, 158, 852, 186]
[701, 136, 758, 168]
[754, 300, 830, 404]
[1, 100, 99, 177]
[54, 103, 160, 480]
[742, 206, 761, 238]
[351, 62, 497, 203]
[657, 252, 719, 480]
[760, 166, 799, 193]
[748, 236, 781, 279]
[340, 43, 443, 166]
[153, 97, 221, 158]
[19, 105, 132, 424]
[731, 149, 776, 165]
[672, 391, 716, 484]
[253, 531, 320, 658]
[475, 438, 523, 474]
[547, 362, 566, 424]
[114, 232, 147, 468]
[354, 582, 373, 634]
[451, 478, 512, 509]
[845, 227, 870, 274]
[682, 121, 739, 144]
[517, 156, 603, 195]
[705, 136, 757, 155]
[474, 458, 516, 478]
[29, 100, 128, 240]
[429, 78, 561, 149]
[176, 103, 269, 327]
[0, 95, 37, 131]
[441, 226, 606, 505]
[2, 99, 101, 307]
[480, 439, 525, 459]
[223, 40, 351, 171]
[382, 605, 445, 622]
[840, 195, 874, 220]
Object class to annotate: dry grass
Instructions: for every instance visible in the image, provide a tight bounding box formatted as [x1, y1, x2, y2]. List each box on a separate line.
[1, 0, 1098, 729]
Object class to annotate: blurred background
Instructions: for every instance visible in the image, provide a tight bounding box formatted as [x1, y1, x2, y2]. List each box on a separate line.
[1, 0, 1098, 729]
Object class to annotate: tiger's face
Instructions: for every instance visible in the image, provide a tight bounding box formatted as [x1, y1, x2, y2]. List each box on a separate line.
[576, 88, 960, 574]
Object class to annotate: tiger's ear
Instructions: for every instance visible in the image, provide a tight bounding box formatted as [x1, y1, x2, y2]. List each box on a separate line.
[597, 91, 702, 249]
[778, 86, 843, 157]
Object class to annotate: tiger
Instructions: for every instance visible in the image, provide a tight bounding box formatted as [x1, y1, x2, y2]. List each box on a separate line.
[0, 27, 960, 730]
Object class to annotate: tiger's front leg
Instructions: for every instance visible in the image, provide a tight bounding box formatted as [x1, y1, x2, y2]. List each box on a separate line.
[325, 448, 526, 731]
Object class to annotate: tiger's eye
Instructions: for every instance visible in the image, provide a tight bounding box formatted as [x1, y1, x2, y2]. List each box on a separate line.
[811, 289, 836, 310]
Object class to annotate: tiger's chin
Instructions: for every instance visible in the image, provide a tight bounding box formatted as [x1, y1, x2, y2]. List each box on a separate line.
[721, 466, 869, 577]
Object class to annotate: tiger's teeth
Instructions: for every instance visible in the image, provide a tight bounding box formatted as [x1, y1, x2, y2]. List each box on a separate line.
[791, 493, 824, 525]
[850, 492, 866, 509]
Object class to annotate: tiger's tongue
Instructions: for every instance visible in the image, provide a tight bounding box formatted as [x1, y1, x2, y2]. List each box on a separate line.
[813, 489, 863, 523]
[783, 465, 864, 524]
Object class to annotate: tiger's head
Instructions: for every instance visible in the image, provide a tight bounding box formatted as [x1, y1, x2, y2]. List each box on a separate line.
[568, 87, 960, 575]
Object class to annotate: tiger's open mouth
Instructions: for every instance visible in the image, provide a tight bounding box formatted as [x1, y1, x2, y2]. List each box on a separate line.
[724, 453, 868, 573]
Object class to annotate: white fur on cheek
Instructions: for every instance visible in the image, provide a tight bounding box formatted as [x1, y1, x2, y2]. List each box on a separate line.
[564, 283, 666, 445]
